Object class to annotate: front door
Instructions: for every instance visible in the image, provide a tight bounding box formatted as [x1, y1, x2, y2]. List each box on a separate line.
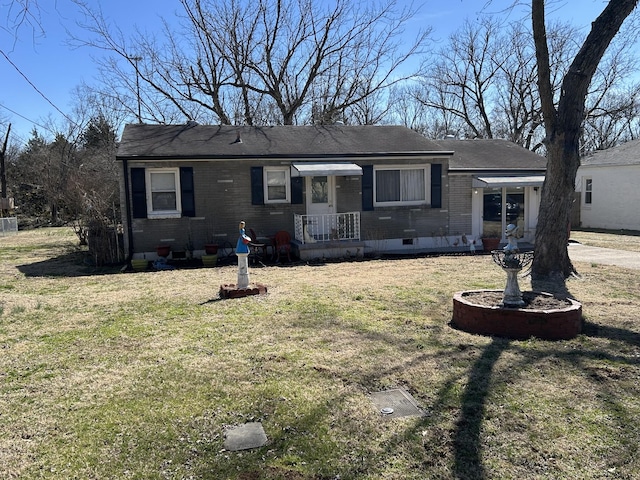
[305, 176, 336, 239]
[482, 187, 526, 239]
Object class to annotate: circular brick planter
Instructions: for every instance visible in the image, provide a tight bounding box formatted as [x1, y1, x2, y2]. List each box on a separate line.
[452, 290, 582, 340]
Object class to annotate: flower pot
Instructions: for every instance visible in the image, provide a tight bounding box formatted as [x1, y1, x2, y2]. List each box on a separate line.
[156, 245, 171, 257]
[482, 237, 501, 253]
[131, 259, 148, 271]
[204, 244, 219, 255]
[202, 254, 218, 267]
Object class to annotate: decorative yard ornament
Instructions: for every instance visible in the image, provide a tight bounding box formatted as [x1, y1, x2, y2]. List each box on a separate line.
[236, 221, 252, 289]
[219, 220, 268, 299]
[491, 224, 533, 307]
[452, 225, 582, 340]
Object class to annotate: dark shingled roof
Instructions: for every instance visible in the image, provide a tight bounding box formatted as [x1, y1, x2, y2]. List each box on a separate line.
[580, 139, 640, 167]
[436, 138, 547, 171]
[116, 124, 452, 159]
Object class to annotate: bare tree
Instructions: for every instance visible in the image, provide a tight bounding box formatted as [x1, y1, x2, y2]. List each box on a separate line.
[531, 0, 639, 293]
[416, 17, 503, 139]
[3, 0, 44, 47]
[408, 9, 639, 154]
[582, 85, 640, 152]
[72, 0, 431, 126]
[387, 83, 467, 138]
[491, 20, 571, 150]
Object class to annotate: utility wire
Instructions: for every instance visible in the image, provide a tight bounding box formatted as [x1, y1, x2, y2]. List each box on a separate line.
[0, 103, 50, 133]
[1, 49, 76, 127]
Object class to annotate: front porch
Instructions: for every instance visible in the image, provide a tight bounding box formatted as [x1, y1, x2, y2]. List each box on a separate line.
[291, 212, 525, 261]
[293, 212, 365, 260]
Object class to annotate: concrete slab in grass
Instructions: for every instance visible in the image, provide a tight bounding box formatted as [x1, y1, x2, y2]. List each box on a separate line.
[370, 388, 424, 419]
[224, 422, 268, 451]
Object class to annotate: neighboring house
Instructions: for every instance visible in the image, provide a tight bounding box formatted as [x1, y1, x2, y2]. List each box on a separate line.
[116, 124, 547, 261]
[575, 139, 640, 231]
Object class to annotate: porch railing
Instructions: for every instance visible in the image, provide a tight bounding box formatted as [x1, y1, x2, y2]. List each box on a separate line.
[294, 212, 361, 244]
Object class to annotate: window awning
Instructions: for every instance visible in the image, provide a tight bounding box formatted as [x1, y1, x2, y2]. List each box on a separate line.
[291, 162, 363, 177]
[472, 175, 545, 188]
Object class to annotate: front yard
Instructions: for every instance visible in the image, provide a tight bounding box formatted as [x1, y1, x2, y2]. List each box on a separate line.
[1, 228, 640, 479]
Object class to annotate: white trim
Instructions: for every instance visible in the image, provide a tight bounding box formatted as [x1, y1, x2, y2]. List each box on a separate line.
[264, 166, 291, 204]
[146, 167, 182, 218]
[583, 177, 593, 205]
[472, 175, 545, 188]
[291, 162, 363, 177]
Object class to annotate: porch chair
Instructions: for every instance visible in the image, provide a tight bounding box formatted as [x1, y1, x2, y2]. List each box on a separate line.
[274, 230, 292, 263]
[249, 228, 268, 266]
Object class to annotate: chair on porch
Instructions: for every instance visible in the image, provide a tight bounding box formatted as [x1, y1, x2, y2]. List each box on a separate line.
[249, 228, 268, 265]
[274, 230, 292, 263]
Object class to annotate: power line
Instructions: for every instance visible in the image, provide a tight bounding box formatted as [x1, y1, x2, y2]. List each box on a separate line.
[1, 48, 76, 127]
[0, 103, 50, 133]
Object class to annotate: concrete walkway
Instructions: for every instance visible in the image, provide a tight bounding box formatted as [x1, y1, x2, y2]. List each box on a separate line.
[568, 242, 640, 270]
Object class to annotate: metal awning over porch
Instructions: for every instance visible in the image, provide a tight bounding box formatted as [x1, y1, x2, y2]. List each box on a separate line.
[472, 175, 545, 188]
[291, 162, 363, 177]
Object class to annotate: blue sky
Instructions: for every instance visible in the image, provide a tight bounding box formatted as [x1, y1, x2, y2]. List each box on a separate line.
[0, 0, 620, 145]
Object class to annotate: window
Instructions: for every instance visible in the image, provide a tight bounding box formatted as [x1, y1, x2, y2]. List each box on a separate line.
[374, 166, 429, 206]
[584, 178, 592, 205]
[146, 168, 182, 217]
[264, 167, 290, 203]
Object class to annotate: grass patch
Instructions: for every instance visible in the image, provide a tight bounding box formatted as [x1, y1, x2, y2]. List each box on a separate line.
[1, 228, 640, 479]
[571, 228, 640, 252]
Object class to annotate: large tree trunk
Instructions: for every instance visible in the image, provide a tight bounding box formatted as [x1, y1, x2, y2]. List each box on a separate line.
[531, 130, 581, 295]
[530, 0, 638, 296]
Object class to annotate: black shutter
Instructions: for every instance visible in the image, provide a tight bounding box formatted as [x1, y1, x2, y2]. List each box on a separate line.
[291, 176, 303, 204]
[180, 167, 196, 217]
[431, 163, 442, 208]
[251, 166, 264, 205]
[131, 168, 147, 218]
[361, 165, 374, 211]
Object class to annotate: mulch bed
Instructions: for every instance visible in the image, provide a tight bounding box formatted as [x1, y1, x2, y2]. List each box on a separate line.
[463, 291, 573, 309]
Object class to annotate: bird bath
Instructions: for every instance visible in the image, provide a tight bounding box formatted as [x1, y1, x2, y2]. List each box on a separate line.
[451, 224, 582, 340]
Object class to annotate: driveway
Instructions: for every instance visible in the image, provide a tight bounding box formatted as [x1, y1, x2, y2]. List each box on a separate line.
[568, 242, 640, 270]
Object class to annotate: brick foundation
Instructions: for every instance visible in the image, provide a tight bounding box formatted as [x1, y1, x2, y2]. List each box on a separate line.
[452, 290, 582, 340]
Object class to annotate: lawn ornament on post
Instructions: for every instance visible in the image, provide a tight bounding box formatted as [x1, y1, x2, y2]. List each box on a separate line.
[236, 221, 251, 289]
[219, 221, 268, 299]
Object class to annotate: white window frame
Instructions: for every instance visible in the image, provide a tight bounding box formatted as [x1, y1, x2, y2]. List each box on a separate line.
[584, 177, 593, 205]
[373, 165, 430, 207]
[264, 166, 291, 204]
[146, 167, 182, 218]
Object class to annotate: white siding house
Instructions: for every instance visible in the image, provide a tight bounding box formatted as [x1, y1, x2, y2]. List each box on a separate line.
[576, 139, 640, 231]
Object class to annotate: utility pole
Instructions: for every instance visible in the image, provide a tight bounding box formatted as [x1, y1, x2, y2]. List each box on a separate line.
[130, 56, 142, 123]
[1, 123, 10, 198]
[1, 124, 12, 216]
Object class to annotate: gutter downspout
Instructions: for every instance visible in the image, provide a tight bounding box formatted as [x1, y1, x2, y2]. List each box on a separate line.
[121, 158, 135, 263]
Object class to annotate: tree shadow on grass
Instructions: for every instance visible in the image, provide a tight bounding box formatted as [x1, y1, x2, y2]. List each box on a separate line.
[445, 317, 640, 479]
[452, 338, 511, 480]
[16, 250, 122, 277]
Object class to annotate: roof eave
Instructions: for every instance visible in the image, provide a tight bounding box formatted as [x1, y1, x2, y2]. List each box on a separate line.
[115, 151, 455, 162]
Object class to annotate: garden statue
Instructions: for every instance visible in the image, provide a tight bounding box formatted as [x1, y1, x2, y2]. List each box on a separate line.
[504, 223, 520, 254]
[491, 223, 533, 307]
[236, 221, 252, 289]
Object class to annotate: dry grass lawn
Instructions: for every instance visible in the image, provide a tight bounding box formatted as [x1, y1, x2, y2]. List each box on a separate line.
[570, 228, 640, 252]
[1, 228, 640, 479]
